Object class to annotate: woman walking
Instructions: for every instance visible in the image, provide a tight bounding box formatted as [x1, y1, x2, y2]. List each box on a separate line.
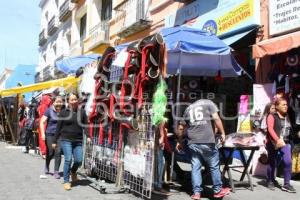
[40, 95, 63, 178]
[261, 102, 275, 133]
[266, 98, 296, 193]
[52, 93, 91, 190]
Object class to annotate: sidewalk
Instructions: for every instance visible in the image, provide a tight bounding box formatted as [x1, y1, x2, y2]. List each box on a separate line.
[0, 141, 299, 200]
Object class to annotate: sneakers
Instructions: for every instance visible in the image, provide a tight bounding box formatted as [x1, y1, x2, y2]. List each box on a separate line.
[213, 187, 231, 198]
[191, 193, 201, 200]
[53, 171, 60, 179]
[63, 183, 71, 191]
[281, 184, 296, 193]
[71, 172, 78, 182]
[266, 182, 275, 191]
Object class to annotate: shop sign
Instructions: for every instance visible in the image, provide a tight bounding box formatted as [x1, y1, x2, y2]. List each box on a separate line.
[165, 0, 260, 37]
[269, 0, 300, 36]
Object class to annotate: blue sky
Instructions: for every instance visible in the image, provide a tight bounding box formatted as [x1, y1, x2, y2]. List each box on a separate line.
[0, 0, 40, 73]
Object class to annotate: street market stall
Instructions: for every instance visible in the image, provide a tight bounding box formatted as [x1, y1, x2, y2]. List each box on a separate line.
[82, 26, 253, 198]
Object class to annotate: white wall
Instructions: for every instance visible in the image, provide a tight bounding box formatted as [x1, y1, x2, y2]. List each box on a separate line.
[38, 0, 72, 76]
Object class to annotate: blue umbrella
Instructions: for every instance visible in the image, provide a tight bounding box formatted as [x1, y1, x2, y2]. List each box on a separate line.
[55, 54, 101, 74]
[161, 26, 243, 77]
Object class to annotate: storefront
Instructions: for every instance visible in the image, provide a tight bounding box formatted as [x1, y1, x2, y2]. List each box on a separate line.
[163, 0, 261, 133]
[252, 0, 300, 126]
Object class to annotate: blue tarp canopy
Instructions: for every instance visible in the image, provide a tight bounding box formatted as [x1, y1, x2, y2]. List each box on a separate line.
[161, 26, 243, 77]
[55, 54, 101, 74]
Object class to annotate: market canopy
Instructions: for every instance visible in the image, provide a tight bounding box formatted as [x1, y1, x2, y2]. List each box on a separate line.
[0, 76, 79, 97]
[161, 26, 243, 77]
[55, 54, 101, 74]
[252, 31, 300, 58]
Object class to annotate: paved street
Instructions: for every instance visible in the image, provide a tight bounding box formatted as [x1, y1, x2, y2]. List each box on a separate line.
[1, 141, 300, 200]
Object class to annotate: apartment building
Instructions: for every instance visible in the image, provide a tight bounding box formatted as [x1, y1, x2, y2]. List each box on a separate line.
[70, 0, 111, 56]
[109, 0, 182, 45]
[37, 0, 74, 82]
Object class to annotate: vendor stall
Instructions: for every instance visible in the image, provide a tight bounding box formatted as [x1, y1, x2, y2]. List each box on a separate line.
[82, 26, 254, 198]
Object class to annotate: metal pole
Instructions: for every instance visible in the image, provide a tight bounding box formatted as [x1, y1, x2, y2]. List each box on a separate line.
[171, 51, 182, 181]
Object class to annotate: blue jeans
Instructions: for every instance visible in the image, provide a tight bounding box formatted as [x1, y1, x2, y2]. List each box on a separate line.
[60, 140, 83, 183]
[188, 143, 222, 194]
[154, 148, 165, 189]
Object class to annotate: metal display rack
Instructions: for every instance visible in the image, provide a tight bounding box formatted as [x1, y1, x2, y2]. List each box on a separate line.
[81, 56, 157, 198]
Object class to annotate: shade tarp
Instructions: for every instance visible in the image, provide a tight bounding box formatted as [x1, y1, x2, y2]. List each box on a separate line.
[161, 26, 243, 77]
[253, 31, 300, 58]
[0, 76, 80, 97]
[55, 54, 100, 74]
[222, 27, 257, 46]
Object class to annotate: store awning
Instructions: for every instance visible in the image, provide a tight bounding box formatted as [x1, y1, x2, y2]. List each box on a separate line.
[161, 26, 244, 77]
[253, 31, 300, 58]
[55, 54, 101, 74]
[0, 76, 80, 97]
[222, 27, 258, 46]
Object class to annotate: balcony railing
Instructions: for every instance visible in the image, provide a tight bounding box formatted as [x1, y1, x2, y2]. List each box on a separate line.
[86, 20, 109, 50]
[116, 0, 151, 38]
[59, 0, 72, 22]
[39, 29, 47, 46]
[48, 16, 59, 36]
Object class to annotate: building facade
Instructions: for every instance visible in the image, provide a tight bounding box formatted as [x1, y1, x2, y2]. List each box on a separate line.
[70, 0, 111, 56]
[37, 0, 74, 82]
[109, 0, 182, 45]
[253, 0, 300, 83]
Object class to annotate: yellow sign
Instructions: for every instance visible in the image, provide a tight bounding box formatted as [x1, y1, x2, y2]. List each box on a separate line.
[217, 0, 253, 35]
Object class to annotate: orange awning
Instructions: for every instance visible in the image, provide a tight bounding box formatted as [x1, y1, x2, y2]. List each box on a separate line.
[253, 31, 300, 58]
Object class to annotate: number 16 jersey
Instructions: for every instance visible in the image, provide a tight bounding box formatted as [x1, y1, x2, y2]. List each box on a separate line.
[183, 99, 219, 144]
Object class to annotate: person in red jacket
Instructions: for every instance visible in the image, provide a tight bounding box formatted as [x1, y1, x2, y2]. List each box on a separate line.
[37, 94, 52, 158]
[266, 97, 296, 193]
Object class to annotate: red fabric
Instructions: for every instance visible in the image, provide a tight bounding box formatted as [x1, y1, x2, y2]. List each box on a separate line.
[98, 123, 104, 144]
[89, 123, 94, 138]
[163, 132, 172, 153]
[89, 80, 101, 121]
[266, 114, 280, 143]
[108, 123, 112, 145]
[109, 94, 116, 120]
[37, 95, 52, 156]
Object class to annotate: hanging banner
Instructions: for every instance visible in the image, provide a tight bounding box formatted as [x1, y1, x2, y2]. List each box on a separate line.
[165, 0, 260, 37]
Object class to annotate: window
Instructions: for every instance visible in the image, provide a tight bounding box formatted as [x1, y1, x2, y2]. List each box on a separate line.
[101, 0, 112, 21]
[80, 14, 87, 40]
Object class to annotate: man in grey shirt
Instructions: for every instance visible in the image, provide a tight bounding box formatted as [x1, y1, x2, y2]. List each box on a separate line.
[177, 99, 230, 200]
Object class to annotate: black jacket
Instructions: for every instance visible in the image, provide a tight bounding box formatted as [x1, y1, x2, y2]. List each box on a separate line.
[54, 107, 89, 143]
